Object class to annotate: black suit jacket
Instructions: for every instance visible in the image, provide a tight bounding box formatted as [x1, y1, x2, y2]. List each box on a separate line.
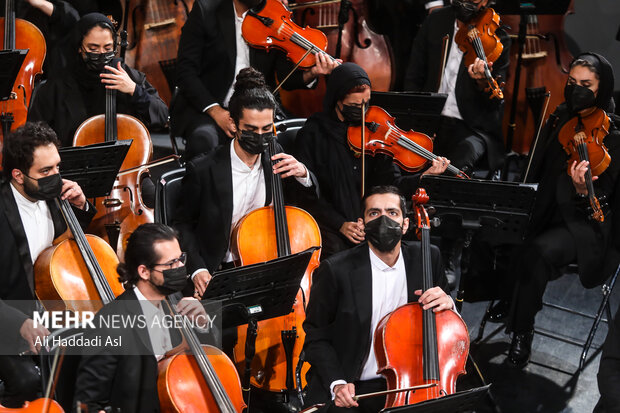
[0, 180, 95, 344]
[173, 142, 318, 275]
[302, 241, 447, 405]
[595, 304, 620, 413]
[403, 6, 511, 170]
[172, 0, 309, 137]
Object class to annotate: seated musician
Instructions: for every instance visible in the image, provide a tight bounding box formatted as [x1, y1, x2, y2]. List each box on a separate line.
[73, 223, 210, 412]
[403, 0, 510, 175]
[294, 62, 450, 258]
[172, 0, 338, 160]
[173, 67, 317, 299]
[302, 185, 454, 412]
[498, 53, 620, 367]
[28, 12, 168, 147]
[0, 122, 93, 407]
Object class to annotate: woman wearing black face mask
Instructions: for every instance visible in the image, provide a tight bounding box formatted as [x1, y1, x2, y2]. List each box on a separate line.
[27, 13, 168, 148]
[294, 62, 451, 258]
[491, 53, 620, 368]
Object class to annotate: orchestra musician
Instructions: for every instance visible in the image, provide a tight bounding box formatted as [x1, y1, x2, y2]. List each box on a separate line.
[302, 185, 454, 412]
[499, 53, 620, 368]
[171, 0, 338, 160]
[294, 62, 450, 258]
[0, 122, 94, 407]
[27, 12, 168, 147]
[173, 67, 317, 301]
[73, 222, 211, 412]
[595, 304, 620, 413]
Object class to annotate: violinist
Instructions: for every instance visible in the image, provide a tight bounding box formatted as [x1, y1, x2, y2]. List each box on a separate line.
[172, 0, 338, 160]
[73, 223, 211, 412]
[0, 122, 94, 407]
[173, 67, 317, 300]
[302, 186, 453, 412]
[294, 63, 450, 258]
[28, 12, 168, 147]
[497, 53, 620, 368]
[403, 0, 510, 175]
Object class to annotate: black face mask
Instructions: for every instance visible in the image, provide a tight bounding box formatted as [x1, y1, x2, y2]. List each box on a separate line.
[364, 215, 403, 253]
[452, 0, 480, 23]
[340, 102, 367, 125]
[564, 83, 597, 114]
[81, 50, 115, 73]
[151, 266, 188, 296]
[238, 130, 272, 155]
[23, 173, 63, 201]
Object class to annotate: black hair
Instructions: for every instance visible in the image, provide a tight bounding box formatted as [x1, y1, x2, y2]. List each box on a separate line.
[228, 67, 276, 126]
[2, 122, 61, 180]
[77, 13, 117, 52]
[361, 185, 407, 216]
[570, 58, 600, 79]
[117, 223, 179, 287]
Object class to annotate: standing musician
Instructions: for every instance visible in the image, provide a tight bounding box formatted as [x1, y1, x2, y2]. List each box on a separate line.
[172, 0, 338, 160]
[73, 223, 211, 412]
[294, 62, 450, 258]
[173, 67, 317, 300]
[302, 185, 454, 412]
[403, 0, 510, 176]
[499, 53, 620, 368]
[0, 122, 93, 407]
[27, 12, 168, 147]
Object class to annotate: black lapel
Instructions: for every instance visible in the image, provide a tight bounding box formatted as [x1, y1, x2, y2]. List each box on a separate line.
[261, 151, 273, 206]
[212, 146, 234, 240]
[217, 0, 237, 68]
[0, 183, 36, 292]
[350, 245, 373, 332]
[117, 289, 159, 354]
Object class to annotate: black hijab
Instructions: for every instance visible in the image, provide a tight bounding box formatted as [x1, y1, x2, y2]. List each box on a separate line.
[322, 62, 371, 113]
[572, 52, 615, 113]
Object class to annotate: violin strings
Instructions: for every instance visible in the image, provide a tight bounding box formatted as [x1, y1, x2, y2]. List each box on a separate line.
[278, 24, 336, 63]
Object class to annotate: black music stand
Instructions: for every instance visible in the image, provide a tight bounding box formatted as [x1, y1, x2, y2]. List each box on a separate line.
[202, 248, 318, 407]
[58, 140, 131, 199]
[0, 49, 28, 137]
[382, 385, 490, 413]
[370, 91, 447, 136]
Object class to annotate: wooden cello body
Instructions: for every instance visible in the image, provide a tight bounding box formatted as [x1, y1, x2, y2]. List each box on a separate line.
[279, 0, 393, 117]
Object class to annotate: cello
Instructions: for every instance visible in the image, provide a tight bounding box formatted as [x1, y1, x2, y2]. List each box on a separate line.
[73, 68, 153, 256]
[231, 131, 321, 402]
[0, 0, 46, 165]
[374, 189, 469, 408]
[157, 295, 246, 412]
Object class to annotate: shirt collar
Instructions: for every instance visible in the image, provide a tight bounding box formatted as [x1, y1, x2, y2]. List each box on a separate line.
[10, 181, 45, 211]
[368, 245, 404, 272]
[230, 139, 261, 173]
[232, 2, 248, 23]
[133, 285, 163, 315]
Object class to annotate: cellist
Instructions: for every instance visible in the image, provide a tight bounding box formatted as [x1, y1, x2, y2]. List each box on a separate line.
[302, 185, 454, 412]
[0, 122, 94, 407]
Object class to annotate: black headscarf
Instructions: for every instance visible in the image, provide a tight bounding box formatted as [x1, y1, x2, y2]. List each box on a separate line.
[322, 62, 371, 113]
[572, 52, 615, 112]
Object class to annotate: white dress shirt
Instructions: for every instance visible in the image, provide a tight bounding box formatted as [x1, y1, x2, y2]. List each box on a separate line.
[10, 182, 54, 263]
[438, 21, 464, 120]
[133, 286, 173, 361]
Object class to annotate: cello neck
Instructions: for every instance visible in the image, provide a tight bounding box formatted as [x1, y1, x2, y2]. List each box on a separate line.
[105, 85, 118, 142]
[4, 0, 15, 49]
[166, 295, 237, 413]
[267, 133, 292, 257]
[57, 199, 117, 303]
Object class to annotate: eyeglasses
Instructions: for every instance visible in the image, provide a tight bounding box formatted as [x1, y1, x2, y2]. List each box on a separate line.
[151, 252, 187, 270]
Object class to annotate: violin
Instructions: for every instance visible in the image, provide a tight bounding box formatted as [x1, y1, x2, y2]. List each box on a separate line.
[558, 107, 611, 222]
[34, 198, 124, 313]
[231, 131, 321, 403]
[73, 68, 154, 256]
[373, 189, 469, 408]
[347, 105, 469, 178]
[454, 7, 504, 100]
[0, 398, 63, 413]
[157, 295, 246, 412]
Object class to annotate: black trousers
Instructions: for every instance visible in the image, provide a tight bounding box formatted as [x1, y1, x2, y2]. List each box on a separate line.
[435, 116, 486, 174]
[0, 355, 41, 407]
[184, 113, 229, 161]
[507, 225, 577, 334]
[326, 378, 387, 413]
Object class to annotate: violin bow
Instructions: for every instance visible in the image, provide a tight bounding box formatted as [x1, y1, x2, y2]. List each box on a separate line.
[522, 91, 551, 183]
[361, 103, 366, 198]
[437, 34, 450, 91]
[273, 48, 313, 94]
[43, 345, 65, 413]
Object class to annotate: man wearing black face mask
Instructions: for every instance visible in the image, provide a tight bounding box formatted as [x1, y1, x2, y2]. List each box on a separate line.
[295, 63, 450, 258]
[28, 13, 168, 147]
[491, 53, 620, 368]
[0, 122, 95, 407]
[74, 223, 212, 412]
[302, 186, 454, 412]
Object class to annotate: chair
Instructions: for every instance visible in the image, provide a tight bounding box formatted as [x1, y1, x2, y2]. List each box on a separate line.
[275, 118, 306, 154]
[154, 167, 186, 225]
[167, 86, 184, 156]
